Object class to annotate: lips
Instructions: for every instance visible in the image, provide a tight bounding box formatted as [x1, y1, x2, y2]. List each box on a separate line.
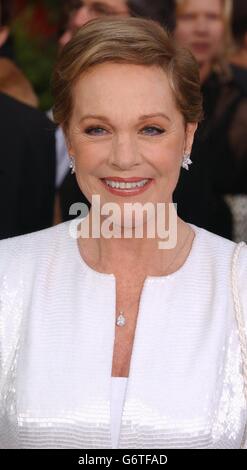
[191, 42, 210, 53]
[99, 177, 154, 197]
[101, 177, 152, 182]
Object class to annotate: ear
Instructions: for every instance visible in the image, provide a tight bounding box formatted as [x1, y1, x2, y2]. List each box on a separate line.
[184, 122, 198, 155]
[0, 26, 10, 48]
[67, 138, 75, 157]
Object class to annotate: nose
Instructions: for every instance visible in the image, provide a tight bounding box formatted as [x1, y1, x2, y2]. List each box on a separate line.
[194, 16, 208, 34]
[108, 134, 142, 170]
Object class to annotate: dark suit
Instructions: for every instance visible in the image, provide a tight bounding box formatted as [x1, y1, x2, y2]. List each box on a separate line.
[174, 65, 247, 241]
[0, 92, 56, 239]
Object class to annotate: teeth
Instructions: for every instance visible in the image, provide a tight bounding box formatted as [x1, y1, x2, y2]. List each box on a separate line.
[105, 179, 149, 189]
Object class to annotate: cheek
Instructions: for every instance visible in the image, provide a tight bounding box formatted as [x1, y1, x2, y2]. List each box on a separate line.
[158, 150, 181, 174]
[175, 24, 192, 43]
[141, 139, 183, 175]
[210, 23, 225, 41]
[73, 140, 110, 173]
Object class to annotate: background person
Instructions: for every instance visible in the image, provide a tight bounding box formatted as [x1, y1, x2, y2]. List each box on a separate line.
[0, 92, 56, 239]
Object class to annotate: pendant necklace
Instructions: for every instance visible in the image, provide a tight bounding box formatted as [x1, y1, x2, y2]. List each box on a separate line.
[116, 227, 192, 327]
[116, 311, 126, 327]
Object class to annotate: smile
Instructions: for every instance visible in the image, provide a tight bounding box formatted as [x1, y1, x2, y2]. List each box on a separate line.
[105, 179, 149, 189]
[100, 178, 154, 196]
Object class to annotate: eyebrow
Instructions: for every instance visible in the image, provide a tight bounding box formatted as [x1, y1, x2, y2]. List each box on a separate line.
[79, 113, 171, 123]
[139, 113, 171, 122]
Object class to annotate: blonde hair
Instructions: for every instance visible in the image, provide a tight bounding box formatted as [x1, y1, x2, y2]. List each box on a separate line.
[52, 17, 203, 134]
[175, 0, 233, 58]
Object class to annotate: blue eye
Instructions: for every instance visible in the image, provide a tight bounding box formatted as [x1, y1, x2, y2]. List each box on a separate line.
[84, 126, 165, 136]
[141, 126, 165, 136]
[85, 127, 108, 136]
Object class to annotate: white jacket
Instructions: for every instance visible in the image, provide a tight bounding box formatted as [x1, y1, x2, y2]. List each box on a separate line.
[0, 221, 247, 449]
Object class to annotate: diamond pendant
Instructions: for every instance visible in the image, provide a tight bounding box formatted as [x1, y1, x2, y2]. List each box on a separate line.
[116, 311, 126, 327]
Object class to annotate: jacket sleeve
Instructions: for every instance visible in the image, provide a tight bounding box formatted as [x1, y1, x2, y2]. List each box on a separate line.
[236, 242, 247, 448]
[0, 237, 25, 395]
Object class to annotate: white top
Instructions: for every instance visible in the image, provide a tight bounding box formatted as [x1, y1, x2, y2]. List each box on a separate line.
[0, 220, 247, 449]
[111, 378, 128, 448]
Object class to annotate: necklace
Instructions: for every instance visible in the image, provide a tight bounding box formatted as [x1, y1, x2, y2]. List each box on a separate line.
[116, 226, 193, 327]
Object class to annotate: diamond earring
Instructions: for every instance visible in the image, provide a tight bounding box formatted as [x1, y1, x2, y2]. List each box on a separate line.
[69, 156, 75, 175]
[182, 154, 192, 171]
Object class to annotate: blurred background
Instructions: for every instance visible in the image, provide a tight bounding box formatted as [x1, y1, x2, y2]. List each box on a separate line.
[2, 0, 60, 110]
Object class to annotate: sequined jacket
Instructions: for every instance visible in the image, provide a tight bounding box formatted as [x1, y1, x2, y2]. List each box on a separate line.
[0, 221, 247, 449]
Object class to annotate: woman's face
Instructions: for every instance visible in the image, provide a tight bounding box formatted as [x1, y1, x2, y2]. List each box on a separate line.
[67, 63, 197, 213]
[174, 0, 225, 66]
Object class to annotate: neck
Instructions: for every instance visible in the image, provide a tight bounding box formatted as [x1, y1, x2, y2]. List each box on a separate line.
[199, 61, 212, 83]
[77, 210, 191, 277]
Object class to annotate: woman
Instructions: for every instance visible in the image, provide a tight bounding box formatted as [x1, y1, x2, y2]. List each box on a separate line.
[0, 18, 247, 449]
[173, 0, 247, 242]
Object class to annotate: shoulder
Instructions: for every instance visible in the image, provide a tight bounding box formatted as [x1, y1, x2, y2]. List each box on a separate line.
[230, 64, 247, 96]
[0, 222, 71, 281]
[192, 223, 236, 254]
[0, 91, 32, 116]
[188, 225, 247, 336]
[190, 223, 246, 276]
[0, 92, 55, 132]
[0, 58, 38, 108]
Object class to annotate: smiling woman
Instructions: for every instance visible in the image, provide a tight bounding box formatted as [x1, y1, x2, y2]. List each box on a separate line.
[0, 17, 247, 450]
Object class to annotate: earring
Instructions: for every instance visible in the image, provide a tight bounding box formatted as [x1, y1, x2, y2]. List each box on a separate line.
[69, 156, 75, 175]
[182, 153, 192, 171]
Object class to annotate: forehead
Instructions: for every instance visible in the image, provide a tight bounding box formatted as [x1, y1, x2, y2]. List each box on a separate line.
[72, 63, 179, 119]
[177, 0, 223, 14]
